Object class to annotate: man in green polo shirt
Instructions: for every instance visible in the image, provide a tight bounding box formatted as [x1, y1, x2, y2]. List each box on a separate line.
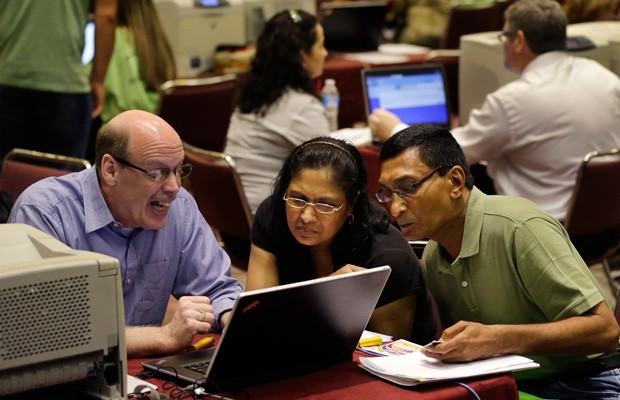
[377, 124, 620, 399]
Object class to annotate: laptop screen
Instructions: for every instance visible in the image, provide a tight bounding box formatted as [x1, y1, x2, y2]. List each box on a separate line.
[362, 64, 451, 128]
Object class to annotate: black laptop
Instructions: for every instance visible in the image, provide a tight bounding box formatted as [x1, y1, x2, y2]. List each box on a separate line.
[141, 266, 391, 390]
[362, 64, 452, 129]
[320, 1, 388, 52]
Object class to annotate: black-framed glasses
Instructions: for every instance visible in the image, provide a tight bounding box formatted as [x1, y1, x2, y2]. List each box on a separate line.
[114, 157, 192, 182]
[497, 31, 511, 43]
[375, 166, 450, 203]
[283, 192, 345, 214]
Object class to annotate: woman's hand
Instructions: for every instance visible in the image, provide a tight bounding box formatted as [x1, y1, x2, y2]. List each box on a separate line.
[330, 264, 366, 276]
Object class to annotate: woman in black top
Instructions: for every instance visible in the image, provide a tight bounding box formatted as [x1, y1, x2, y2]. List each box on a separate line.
[247, 137, 436, 344]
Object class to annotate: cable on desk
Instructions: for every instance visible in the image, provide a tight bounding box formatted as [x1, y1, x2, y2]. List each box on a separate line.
[453, 381, 481, 400]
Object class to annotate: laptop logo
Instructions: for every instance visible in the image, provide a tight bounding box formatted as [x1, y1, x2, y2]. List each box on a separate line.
[242, 300, 259, 313]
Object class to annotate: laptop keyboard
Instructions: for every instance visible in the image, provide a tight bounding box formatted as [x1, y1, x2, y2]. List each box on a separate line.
[185, 360, 211, 373]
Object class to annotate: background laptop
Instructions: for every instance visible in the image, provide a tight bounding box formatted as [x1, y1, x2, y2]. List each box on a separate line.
[142, 266, 391, 390]
[362, 64, 452, 129]
[320, 1, 388, 52]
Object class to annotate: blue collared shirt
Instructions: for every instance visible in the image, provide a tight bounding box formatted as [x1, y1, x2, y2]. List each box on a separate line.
[9, 167, 243, 330]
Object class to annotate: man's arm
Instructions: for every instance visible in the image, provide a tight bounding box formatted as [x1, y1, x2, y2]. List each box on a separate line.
[90, 0, 117, 118]
[126, 296, 215, 357]
[423, 301, 619, 362]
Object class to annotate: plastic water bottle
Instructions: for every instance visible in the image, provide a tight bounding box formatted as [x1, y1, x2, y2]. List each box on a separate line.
[321, 79, 340, 131]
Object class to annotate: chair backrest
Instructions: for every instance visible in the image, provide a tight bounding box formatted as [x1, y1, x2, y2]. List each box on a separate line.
[0, 149, 92, 201]
[183, 142, 252, 239]
[491, 0, 518, 31]
[443, 4, 498, 49]
[157, 74, 238, 153]
[564, 149, 620, 238]
[357, 146, 382, 199]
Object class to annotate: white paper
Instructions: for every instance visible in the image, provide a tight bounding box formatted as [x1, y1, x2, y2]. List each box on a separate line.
[330, 127, 373, 147]
[127, 374, 158, 394]
[378, 43, 431, 55]
[342, 52, 411, 64]
[359, 352, 538, 386]
[359, 329, 393, 342]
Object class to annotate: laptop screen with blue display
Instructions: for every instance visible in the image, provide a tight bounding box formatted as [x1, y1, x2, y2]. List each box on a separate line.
[362, 64, 451, 129]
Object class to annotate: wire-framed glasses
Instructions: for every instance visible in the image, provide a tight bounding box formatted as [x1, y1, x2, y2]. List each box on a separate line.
[497, 31, 511, 43]
[375, 166, 450, 203]
[283, 192, 345, 214]
[114, 157, 193, 182]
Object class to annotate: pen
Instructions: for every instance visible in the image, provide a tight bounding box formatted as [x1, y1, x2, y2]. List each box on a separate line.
[186, 336, 215, 352]
[358, 336, 383, 347]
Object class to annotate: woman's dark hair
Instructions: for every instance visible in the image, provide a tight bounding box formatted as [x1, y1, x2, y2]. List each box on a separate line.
[236, 10, 319, 115]
[271, 137, 392, 261]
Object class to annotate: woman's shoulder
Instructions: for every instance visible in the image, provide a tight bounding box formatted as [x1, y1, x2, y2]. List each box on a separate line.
[278, 88, 322, 110]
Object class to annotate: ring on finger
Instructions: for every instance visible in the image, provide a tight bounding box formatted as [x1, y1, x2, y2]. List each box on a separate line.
[199, 310, 206, 321]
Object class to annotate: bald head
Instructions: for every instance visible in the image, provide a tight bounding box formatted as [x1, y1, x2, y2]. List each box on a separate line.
[95, 110, 181, 172]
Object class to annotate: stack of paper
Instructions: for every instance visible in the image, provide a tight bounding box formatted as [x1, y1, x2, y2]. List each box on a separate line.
[359, 352, 538, 386]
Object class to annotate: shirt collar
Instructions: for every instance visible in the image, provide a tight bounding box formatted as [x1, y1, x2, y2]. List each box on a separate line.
[522, 51, 567, 76]
[82, 167, 117, 234]
[458, 186, 486, 259]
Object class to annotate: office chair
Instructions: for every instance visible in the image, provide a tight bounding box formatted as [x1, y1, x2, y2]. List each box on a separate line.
[182, 142, 252, 269]
[157, 74, 238, 153]
[0, 148, 92, 202]
[442, 3, 498, 49]
[564, 149, 620, 293]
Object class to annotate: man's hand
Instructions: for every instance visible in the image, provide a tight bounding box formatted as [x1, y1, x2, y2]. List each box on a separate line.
[330, 264, 366, 276]
[369, 108, 403, 142]
[422, 321, 501, 362]
[160, 296, 214, 353]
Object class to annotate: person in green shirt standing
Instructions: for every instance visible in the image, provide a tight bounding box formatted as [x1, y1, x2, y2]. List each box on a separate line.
[0, 0, 117, 163]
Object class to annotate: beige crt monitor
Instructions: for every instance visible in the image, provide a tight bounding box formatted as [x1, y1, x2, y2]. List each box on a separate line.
[0, 224, 126, 399]
[458, 21, 620, 125]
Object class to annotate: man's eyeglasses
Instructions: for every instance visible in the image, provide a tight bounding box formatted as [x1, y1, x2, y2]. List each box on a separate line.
[497, 31, 511, 43]
[283, 192, 345, 214]
[375, 166, 450, 203]
[114, 157, 193, 182]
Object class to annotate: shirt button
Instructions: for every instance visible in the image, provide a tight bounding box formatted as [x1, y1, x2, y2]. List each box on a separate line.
[126, 279, 131, 285]
[461, 281, 468, 287]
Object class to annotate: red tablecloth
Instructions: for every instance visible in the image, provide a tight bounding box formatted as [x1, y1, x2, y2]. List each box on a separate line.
[128, 335, 518, 400]
[321, 53, 427, 129]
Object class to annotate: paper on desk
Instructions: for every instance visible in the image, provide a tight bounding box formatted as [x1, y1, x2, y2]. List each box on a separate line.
[378, 43, 431, 55]
[127, 374, 158, 395]
[359, 352, 539, 386]
[360, 330, 393, 342]
[342, 52, 411, 64]
[330, 127, 373, 147]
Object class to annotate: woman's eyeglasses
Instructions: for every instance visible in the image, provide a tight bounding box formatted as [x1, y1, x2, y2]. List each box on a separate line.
[283, 193, 345, 214]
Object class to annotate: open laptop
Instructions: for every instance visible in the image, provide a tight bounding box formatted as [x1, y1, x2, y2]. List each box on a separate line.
[362, 64, 452, 130]
[320, 1, 388, 52]
[142, 266, 391, 390]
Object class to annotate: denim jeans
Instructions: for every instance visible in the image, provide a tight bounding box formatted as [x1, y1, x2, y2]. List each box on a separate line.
[518, 368, 620, 400]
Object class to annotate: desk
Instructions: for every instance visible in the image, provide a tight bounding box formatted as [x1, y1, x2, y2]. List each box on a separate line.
[321, 53, 427, 129]
[128, 335, 518, 400]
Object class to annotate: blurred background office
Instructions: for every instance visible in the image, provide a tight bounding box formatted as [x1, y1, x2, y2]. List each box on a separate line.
[563, 0, 619, 23]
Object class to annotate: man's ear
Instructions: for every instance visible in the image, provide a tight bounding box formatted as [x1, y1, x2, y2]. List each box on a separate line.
[513, 29, 528, 53]
[100, 154, 119, 186]
[448, 166, 466, 200]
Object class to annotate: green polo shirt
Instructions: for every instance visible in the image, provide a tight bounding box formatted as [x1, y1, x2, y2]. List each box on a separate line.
[0, 0, 90, 93]
[423, 187, 612, 379]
